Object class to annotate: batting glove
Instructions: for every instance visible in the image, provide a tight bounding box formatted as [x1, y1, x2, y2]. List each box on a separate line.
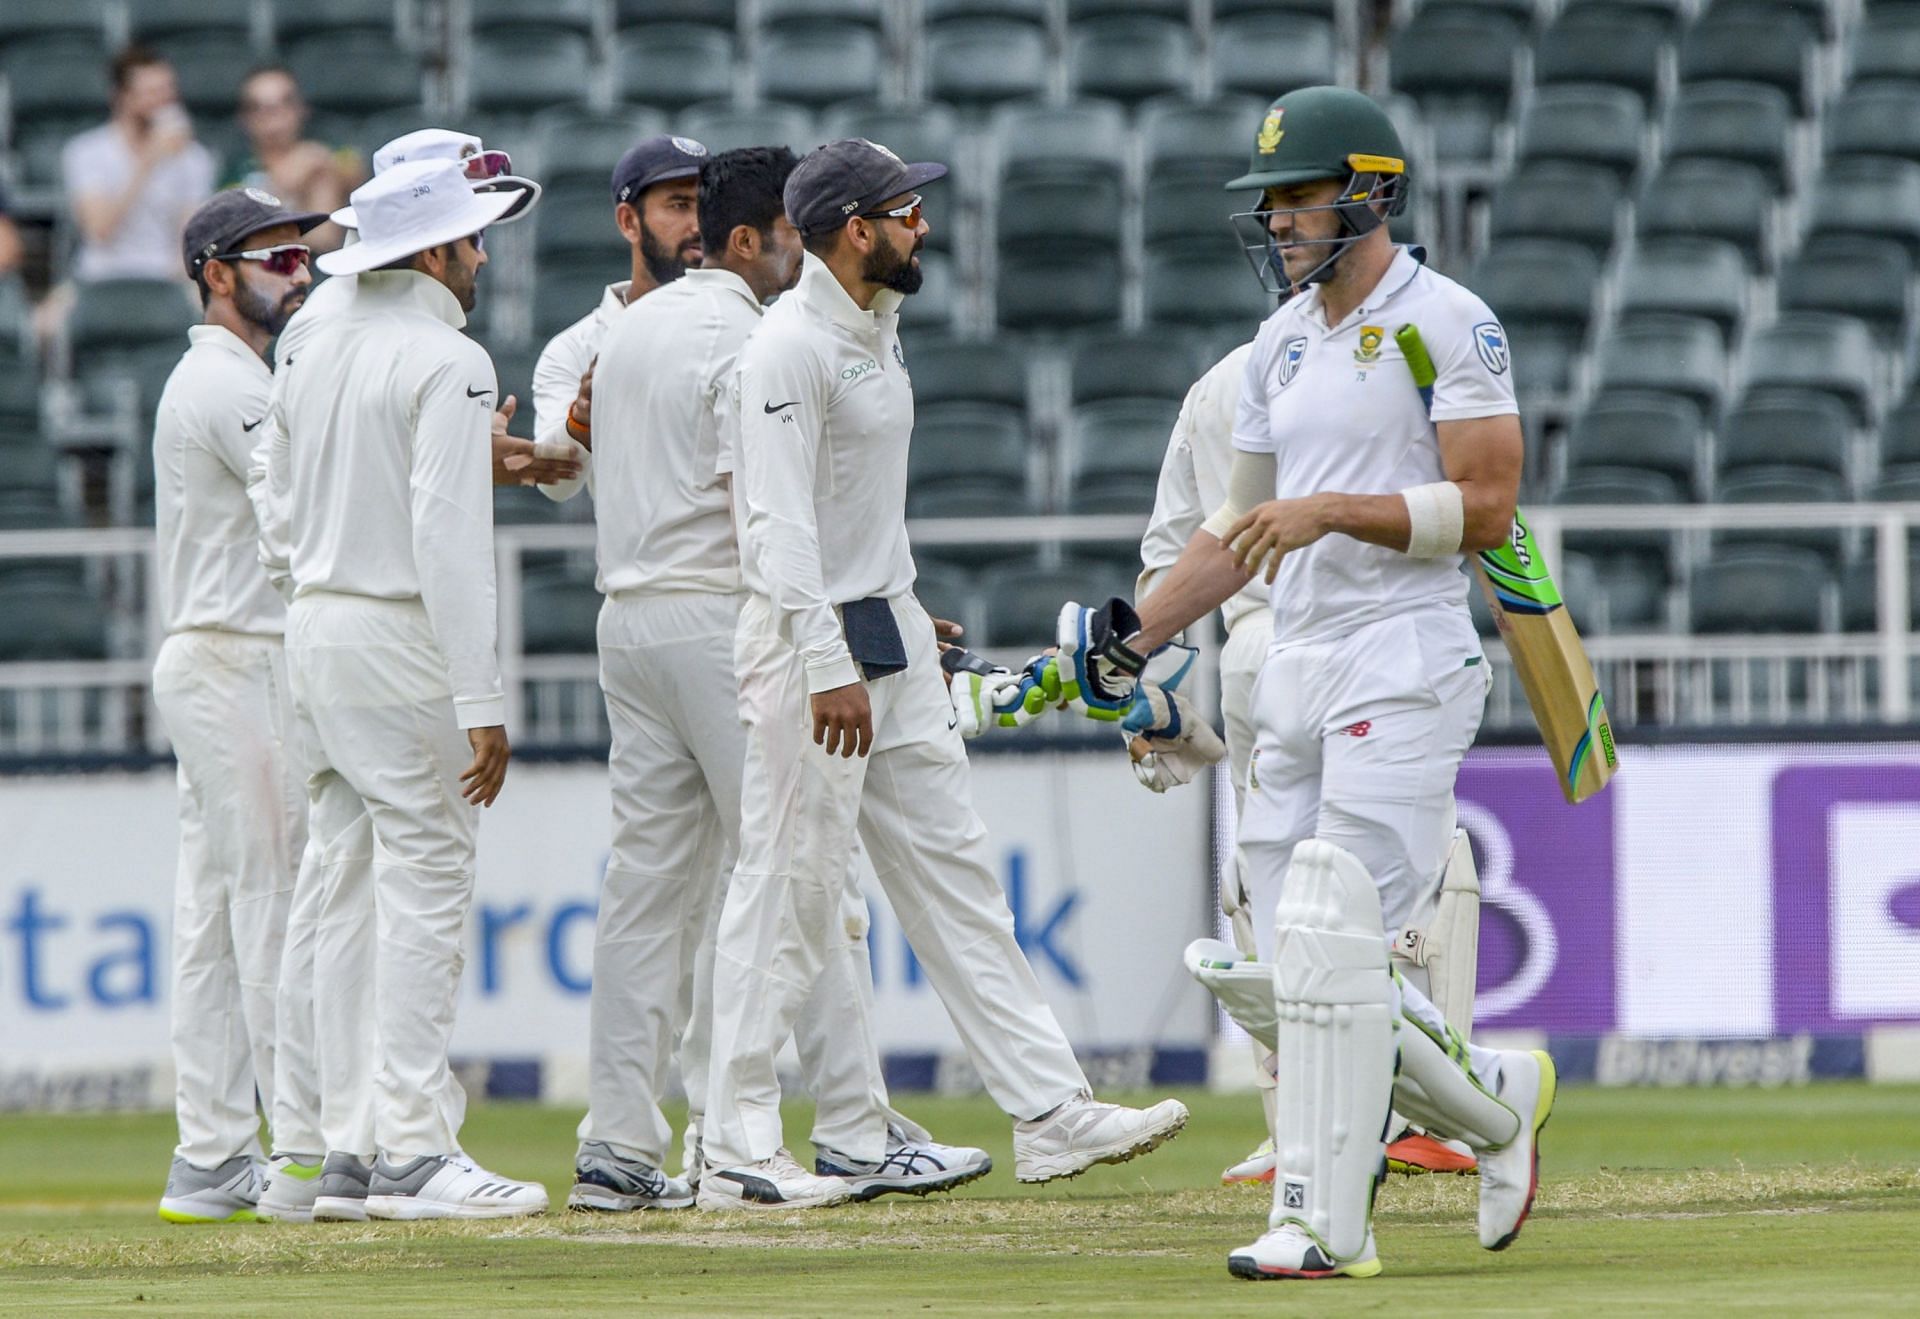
[1048, 598, 1147, 721]
[943, 648, 1050, 738]
[1123, 682, 1227, 792]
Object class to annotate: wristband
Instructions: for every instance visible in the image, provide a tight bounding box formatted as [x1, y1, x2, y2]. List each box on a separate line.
[1401, 481, 1464, 558]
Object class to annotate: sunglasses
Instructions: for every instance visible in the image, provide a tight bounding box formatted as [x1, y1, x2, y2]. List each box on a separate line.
[860, 193, 923, 227]
[461, 149, 513, 181]
[217, 243, 311, 276]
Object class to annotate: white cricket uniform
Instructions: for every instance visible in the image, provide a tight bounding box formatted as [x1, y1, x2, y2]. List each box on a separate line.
[530, 280, 623, 505]
[266, 269, 501, 1161]
[151, 324, 308, 1168]
[704, 254, 1090, 1168]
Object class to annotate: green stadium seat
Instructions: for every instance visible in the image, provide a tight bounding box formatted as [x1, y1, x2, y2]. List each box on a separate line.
[1140, 96, 1270, 187]
[1535, 6, 1667, 102]
[1876, 393, 1920, 468]
[997, 247, 1123, 331]
[1487, 162, 1623, 256]
[275, 0, 399, 41]
[925, 19, 1049, 106]
[676, 102, 818, 155]
[1850, 4, 1920, 85]
[1742, 312, 1882, 424]
[534, 263, 621, 341]
[978, 556, 1139, 648]
[1388, 8, 1523, 107]
[1068, 330, 1212, 406]
[1066, 399, 1181, 508]
[1594, 314, 1728, 412]
[470, 26, 594, 111]
[992, 101, 1129, 185]
[908, 402, 1032, 491]
[615, 24, 736, 111]
[1679, 14, 1815, 111]
[536, 179, 623, 257]
[898, 251, 960, 333]
[1067, 0, 1188, 17]
[1, 35, 111, 117]
[1142, 247, 1274, 330]
[1713, 466, 1850, 565]
[900, 338, 1033, 411]
[1591, 554, 1670, 631]
[1718, 390, 1854, 479]
[132, 0, 257, 40]
[1214, 0, 1342, 15]
[1777, 237, 1912, 336]
[923, 0, 1048, 21]
[1806, 157, 1920, 259]
[821, 102, 960, 173]
[998, 174, 1124, 251]
[1516, 84, 1647, 180]
[533, 109, 671, 186]
[1617, 237, 1750, 337]
[494, 484, 568, 526]
[1564, 391, 1704, 490]
[471, 0, 596, 34]
[286, 31, 423, 112]
[1506, 324, 1582, 400]
[0, 581, 110, 661]
[615, 0, 739, 26]
[69, 281, 197, 354]
[1689, 546, 1830, 634]
[1635, 160, 1774, 269]
[1069, 15, 1194, 104]
[1563, 0, 1686, 31]
[1665, 81, 1793, 185]
[760, 0, 886, 25]
[1826, 84, 1920, 166]
[1471, 239, 1600, 333]
[148, 32, 258, 116]
[1212, 14, 1341, 100]
[756, 21, 885, 106]
[1552, 550, 1611, 634]
[908, 477, 1043, 521]
[1143, 177, 1247, 249]
[0, 0, 108, 39]
[1869, 465, 1920, 502]
[1701, 0, 1835, 38]
[909, 559, 982, 640]
[521, 564, 601, 655]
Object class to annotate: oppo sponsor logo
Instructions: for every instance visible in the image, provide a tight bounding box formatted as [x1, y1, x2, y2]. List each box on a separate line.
[841, 358, 879, 382]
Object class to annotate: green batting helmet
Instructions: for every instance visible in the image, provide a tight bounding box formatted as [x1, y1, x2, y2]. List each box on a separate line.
[1225, 85, 1410, 194]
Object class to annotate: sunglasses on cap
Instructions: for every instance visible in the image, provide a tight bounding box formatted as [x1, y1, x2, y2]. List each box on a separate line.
[859, 193, 923, 228]
[461, 149, 513, 181]
[215, 243, 312, 276]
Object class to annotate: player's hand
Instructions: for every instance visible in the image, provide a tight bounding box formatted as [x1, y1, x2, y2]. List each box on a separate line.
[1051, 598, 1147, 720]
[1123, 683, 1226, 792]
[461, 725, 511, 806]
[1225, 496, 1332, 584]
[567, 358, 595, 450]
[492, 397, 584, 487]
[812, 681, 873, 758]
[932, 615, 963, 667]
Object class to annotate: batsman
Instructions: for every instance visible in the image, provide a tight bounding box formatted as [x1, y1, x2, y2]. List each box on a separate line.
[1054, 86, 1555, 1279]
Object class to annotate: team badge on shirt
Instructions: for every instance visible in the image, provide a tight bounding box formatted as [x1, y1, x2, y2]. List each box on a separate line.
[1276, 335, 1308, 387]
[1354, 325, 1384, 366]
[1473, 321, 1510, 374]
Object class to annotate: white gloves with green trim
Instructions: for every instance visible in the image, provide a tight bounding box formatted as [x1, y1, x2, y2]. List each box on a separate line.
[943, 647, 1052, 739]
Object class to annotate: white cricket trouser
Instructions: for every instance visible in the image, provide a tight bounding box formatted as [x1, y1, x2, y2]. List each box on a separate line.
[1218, 607, 1278, 1103]
[585, 590, 906, 1169]
[152, 629, 305, 1168]
[285, 593, 477, 1162]
[705, 592, 1088, 1168]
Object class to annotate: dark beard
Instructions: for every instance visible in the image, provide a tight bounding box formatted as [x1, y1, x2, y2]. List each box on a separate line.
[861, 237, 923, 295]
[234, 272, 301, 336]
[640, 224, 690, 286]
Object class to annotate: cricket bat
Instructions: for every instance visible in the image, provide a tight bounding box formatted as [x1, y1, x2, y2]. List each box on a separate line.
[1395, 324, 1618, 804]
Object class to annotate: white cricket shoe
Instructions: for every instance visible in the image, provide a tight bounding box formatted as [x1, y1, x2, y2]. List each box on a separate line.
[695, 1149, 855, 1211]
[1012, 1092, 1189, 1183]
[566, 1141, 694, 1212]
[1227, 1224, 1381, 1281]
[157, 1153, 261, 1224]
[1478, 1049, 1557, 1250]
[1221, 1137, 1276, 1186]
[814, 1125, 993, 1201]
[256, 1153, 326, 1223]
[363, 1153, 549, 1221]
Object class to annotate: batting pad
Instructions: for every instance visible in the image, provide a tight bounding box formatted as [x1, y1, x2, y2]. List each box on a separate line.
[1184, 938, 1278, 1050]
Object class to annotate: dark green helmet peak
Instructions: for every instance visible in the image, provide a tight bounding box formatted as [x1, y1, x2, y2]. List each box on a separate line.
[1226, 85, 1410, 193]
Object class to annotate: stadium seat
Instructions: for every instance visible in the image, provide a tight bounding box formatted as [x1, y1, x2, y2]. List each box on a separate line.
[469, 26, 593, 111]
[533, 108, 671, 187]
[1068, 15, 1194, 105]
[925, 18, 1049, 106]
[615, 0, 739, 26]
[615, 24, 735, 111]
[144, 32, 256, 117]
[756, 20, 886, 106]
[0, 0, 108, 39]
[286, 31, 423, 112]
[1881, 393, 1920, 467]
[1143, 177, 1245, 250]
[991, 101, 1129, 186]
[1664, 81, 1793, 185]
[521, 565, 601, 655]
[1142, 248, 1274, 330]
[898, 250, 960, 333]
[0, 580, 110, 661]
[998, 174, 1124, 252]
[996, 247, 1123, 331]
[131, 0, 256, 42]
[1591, 554, 1670, 631]
[1213, 0, 1341, 14]
[471, 0, 596, 34]
[1486, 162, 1623, 256]
[1066, 331, 1211, 407]
[1563, 391, 1705, 490]
[1712, 464, 1850, 567]
[1869, 465, 1920, 502]
[676, 102, 818, 156]
[1505, 325, 1583, 400]
[1717, 390, 1854, 479]
[759, 0, 886, 26]
[1741, 313, 1882, 424]
[1679, 11, 1815, 111]
[1140, 96, 1270, 188]
[1777, 237, 1913, 336]
[1388, 8, 1523, 108]
[68, 281, 197, 354]
[1617, 237, 1750, 337]
[1212, 14, 1341, 100]
[1635, 160, 1774, 268]
[1826, 83, 1920, 167]
[978, 556, 1139, 647]
[901, 338, 1033, 410]
[820, 102, 960, 178]
[1555, 466, 1688, 564]
[1471, 239, 1601, 334]
[1806, 157, 1920, 259]
[1850, 3, 1920, 86]
[1534, 6, 1667, 102]
[1594, 314, 1728, 412]
[908, 558, 982, 639]
[534, 264, 621, 341]
[1065, 398, 1182, 508]
[1689, 545, 1830, 634]
[1066, 0, 1188, 16]
[908, 401, 1033, 493]
[907, 477, 1043, 521]
[1700, 0, 1835, 38]
[1516, 84, 1647, 180]
[536, 179, 625, 257]
[275, 0, 398, 41]
[923, 0, 1048, 19]
[0, 35, 110, 117]
[494, 484, 569, 527]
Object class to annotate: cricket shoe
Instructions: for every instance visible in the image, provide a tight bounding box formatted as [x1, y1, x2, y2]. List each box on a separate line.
[1012, 1092, 1189, 1184]
[158, 1153, 261, 1224]
[309, 1152, 373, 1222]
[1386, 1129, 1477, 1176]
[1221, 1137, 1276, 1186]
[1227, 1224, 1381, 1281]
[256, 1153, 326, 1223]
[1477, 1049, 1557, 1251]
[695, 1149, 855, 1211]
[814, 1125, 993, 1201]
[566, 1141, 694, 1212]
[364, 1153, 548, 1221]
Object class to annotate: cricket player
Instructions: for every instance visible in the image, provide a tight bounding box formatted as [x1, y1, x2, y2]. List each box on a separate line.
[701, 138, 1189, 1210]
[264, 159, 546, 1219]
[249, 128, 554, 1224]
[1053, 86, 1554, 1278]
[152, 187, 326, 1223]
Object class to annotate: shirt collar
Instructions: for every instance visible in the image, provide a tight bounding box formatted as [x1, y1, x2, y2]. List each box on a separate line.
[352, 269, 467, 329]
[678, 266, 765, 313]
[1300, 243, 1427, 330]
[796, 252, 900, 337]
[187, 323, 271, 375]
[597, 280, 634, 325]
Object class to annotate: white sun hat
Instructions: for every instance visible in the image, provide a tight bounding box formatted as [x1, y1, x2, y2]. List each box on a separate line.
[330, 127, 542, 229]
[317, 158, 533, 276]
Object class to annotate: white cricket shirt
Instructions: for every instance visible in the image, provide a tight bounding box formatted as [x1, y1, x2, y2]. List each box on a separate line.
[265, 270, 506, 728]
[592, 268, 761, 596]
[532, 280, 629, 503]
[153, 324, 285, 637]
[1234, 246, 1517, 646]
[1139, 341, 1270, 635]
[730, 253, 915, 694]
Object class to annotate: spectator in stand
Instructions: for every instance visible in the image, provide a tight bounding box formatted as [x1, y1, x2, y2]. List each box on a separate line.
[223, 67, 364, 253]
[61, 47, 216, 284]
[0, 183, 22, 278]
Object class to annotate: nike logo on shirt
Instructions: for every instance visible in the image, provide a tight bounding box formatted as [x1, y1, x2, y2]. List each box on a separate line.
[466, 386, 492, 399]
[763, 400, 799, 414]
[241, 417, 264, 432]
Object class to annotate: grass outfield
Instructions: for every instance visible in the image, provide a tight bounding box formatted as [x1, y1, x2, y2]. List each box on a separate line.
[3, 1085, 1918, 1316]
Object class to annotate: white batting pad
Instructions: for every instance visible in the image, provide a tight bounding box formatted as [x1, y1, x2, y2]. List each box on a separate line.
[1184, 938, 1278, 1050]
[1392, 976, 1521, 1152]
[1428, 828, 1482, 1036]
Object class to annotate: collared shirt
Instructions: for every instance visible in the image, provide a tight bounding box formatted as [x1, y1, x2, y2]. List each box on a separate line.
[592, 268, 760, 596]
[532, 280, 629, 504]
[1234, 246, 1518, 647]
[62, 121, 215, 282]
[153, 324, 284, 637]
[730, 252, 914, 694]
[1139, 341, 1270, 635]
[263, 270, 505, 728]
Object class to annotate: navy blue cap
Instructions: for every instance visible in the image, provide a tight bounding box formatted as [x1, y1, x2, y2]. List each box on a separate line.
[784, 138, 947, 239]
[611, 134, 709, 205]
[183, 186, 328, 277]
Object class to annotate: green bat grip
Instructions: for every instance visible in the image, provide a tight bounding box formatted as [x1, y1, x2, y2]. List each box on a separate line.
[1395, 323, 1438, 396]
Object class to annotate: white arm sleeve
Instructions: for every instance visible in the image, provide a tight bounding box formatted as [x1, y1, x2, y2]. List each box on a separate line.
[531, 330, 592, 503]
[1199, 448, 1278, 540]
